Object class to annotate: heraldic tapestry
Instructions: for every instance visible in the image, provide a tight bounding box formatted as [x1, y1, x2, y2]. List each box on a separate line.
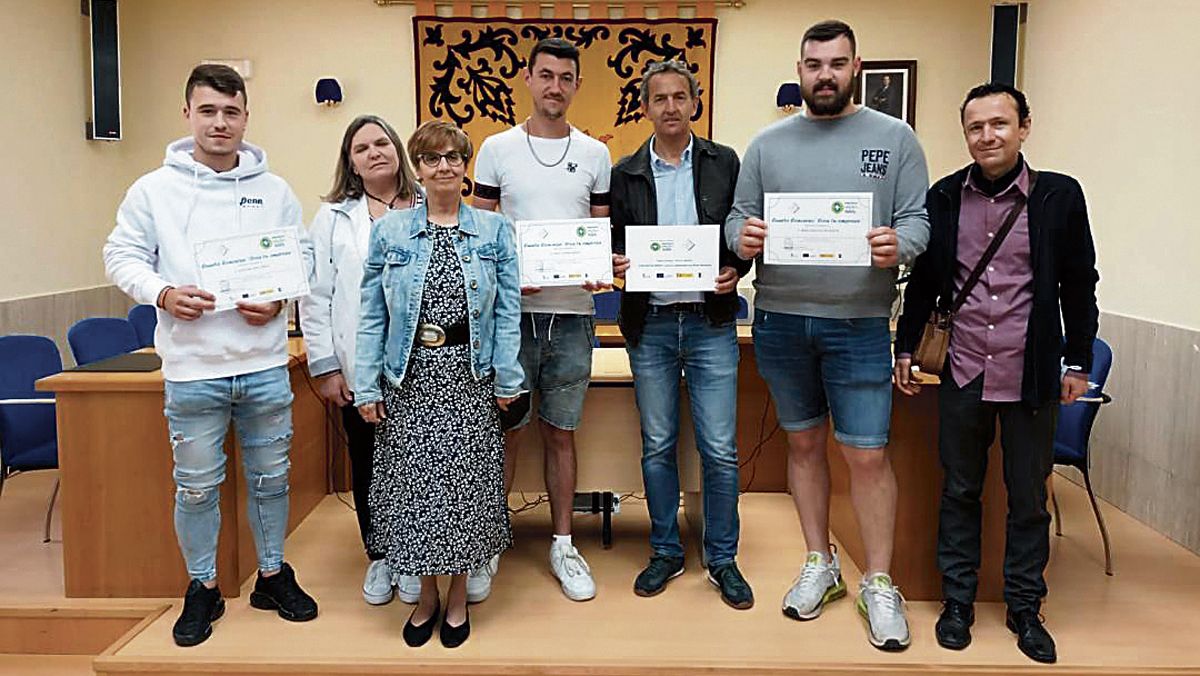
[414, 16, 717, 191]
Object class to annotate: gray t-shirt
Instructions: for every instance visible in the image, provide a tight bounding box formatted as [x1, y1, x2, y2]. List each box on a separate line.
[725, 106, 930, 318]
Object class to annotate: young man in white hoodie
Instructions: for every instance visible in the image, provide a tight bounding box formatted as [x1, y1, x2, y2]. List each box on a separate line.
[103, 64, 317, 647]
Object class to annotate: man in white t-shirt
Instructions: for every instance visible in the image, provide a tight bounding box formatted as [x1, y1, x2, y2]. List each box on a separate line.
[473, 37, 612, 601]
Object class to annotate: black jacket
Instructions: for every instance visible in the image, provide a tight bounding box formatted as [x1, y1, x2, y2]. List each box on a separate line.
[895, 163, 1100, 407]
[610, 135, 751, 347]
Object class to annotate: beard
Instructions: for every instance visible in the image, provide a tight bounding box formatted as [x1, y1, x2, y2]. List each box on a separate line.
[802, 80, 854, 116]
[536, 97, 566, 120]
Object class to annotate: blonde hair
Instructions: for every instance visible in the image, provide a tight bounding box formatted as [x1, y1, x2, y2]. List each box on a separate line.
[324, 115, 420, 204]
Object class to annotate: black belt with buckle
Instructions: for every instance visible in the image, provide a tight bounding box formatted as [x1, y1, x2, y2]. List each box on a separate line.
[652, 302, 706, 315]
[414, 323, 470, 348]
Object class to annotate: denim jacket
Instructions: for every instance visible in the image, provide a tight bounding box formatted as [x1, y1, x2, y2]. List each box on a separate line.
[354, 202, 525, 406]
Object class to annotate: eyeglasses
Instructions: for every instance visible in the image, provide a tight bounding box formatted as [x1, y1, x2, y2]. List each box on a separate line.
[416, 151, 466, 168]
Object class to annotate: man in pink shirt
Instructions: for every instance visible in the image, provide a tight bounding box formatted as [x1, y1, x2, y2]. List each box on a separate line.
[894, 83, 1099, 664]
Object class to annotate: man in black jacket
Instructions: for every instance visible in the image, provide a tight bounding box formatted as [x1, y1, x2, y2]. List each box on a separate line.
[894, 83, 1099, 664]
[609, 60, 753, 609]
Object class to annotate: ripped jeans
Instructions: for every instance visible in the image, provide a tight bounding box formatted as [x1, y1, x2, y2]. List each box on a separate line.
[164, 366, 293, 583]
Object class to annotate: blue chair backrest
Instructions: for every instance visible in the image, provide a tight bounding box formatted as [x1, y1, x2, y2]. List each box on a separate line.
[1053, 337, 1114, 467]
[0, 335, 61, 468]
[127, 304, 157, 348]
[737, 294, 749, 320]
[594, 290, 621, 321]
[67, 317, 140, 366]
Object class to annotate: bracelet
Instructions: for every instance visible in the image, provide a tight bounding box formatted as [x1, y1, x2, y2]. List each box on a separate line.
[156, 286, 175, 309]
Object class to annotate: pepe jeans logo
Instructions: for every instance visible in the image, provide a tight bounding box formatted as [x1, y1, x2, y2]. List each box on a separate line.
[239, 196, 264, 208]
[566, 162, 578, 173]
[860, 149, 891, 180]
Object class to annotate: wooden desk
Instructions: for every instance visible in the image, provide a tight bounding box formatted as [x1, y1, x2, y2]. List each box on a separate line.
[589, 323, 1008, 601]
[510, 348, 703, 551]
[37, 339, 331, 598]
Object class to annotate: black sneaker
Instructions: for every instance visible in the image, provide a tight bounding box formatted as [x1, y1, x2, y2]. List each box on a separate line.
[249, 562, 318, 622]
[172, 579, 225, 647]
[706, 562, 754, 609]
[633, 554, 685, 597]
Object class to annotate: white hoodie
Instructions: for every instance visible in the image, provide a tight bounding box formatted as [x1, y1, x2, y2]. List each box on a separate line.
[104, 137, 313, 382]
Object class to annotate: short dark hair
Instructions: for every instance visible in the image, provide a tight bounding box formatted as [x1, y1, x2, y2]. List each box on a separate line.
[960, 82, 1030, 123]
[528, 38, 581, 77]
[639, 60, 700, 106]
[185, 64, 247, 107]
[801, 20, 856, 57]
[408, 120, 474, 166]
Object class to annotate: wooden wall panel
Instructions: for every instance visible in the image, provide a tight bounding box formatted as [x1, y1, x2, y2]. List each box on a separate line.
[0, 285, 134, 367]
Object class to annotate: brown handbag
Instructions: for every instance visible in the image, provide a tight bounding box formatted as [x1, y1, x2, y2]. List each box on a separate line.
[912, 171, 1037, 376]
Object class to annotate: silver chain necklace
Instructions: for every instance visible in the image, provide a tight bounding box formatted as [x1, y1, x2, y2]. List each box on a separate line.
[524, 120, 572, 168]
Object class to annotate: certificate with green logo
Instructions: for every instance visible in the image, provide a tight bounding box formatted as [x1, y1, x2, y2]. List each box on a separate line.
[763, 192, 873, 266]
[193, 228, 310, 311]
[624, 224, 720, 292]
[515, 218, 613, 288]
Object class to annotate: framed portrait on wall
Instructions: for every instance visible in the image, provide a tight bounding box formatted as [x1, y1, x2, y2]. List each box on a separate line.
[855, 60, 917, 129]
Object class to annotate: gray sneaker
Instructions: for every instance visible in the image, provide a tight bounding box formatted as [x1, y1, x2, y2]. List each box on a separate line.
[856, 573, 911, 651]
[362, 559, 394, 606]
[782, 550, 847, 620]
[466, 560, 494, 603]
[395, 574, 421, 605]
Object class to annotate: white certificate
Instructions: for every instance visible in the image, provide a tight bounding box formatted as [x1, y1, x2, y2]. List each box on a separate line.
[194, 228, 311, 311]
[516, 218, 613, 287]
[764, 192, 873, 266]
[624, 224, 720, 292]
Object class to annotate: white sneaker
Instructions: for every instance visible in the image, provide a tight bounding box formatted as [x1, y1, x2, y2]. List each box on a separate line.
[466, 561, 494, 603]
[781, 550, 847, 620]
[395, 573, 421, 605]
[550, 543, 596, 601]
[857, 573, 910, 651]
[362, 559, 394, 605]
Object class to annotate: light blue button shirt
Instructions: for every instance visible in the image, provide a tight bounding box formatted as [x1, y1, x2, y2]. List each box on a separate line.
[648, 135, 703, 305]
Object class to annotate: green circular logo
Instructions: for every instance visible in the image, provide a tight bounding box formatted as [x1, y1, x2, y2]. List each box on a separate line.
[259, 237, 272, 249]
[576, 226, 586, 237]
[650, 242, 661, 252]
[831, 202, 845, 214]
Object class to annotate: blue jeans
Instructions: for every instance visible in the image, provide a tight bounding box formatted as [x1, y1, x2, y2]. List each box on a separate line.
[515, 313, 594, 431]
[752, 310, 892, 449]
[163, 366, 293, 583]
[627, 307, 740, 566]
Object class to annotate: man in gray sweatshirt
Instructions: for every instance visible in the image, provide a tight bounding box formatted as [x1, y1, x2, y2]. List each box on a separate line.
[725, 20, 929, 651]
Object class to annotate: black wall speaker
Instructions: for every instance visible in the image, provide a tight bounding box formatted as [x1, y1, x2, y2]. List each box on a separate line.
[990, 3, 1027, 86]
[85, 0, 121, 141]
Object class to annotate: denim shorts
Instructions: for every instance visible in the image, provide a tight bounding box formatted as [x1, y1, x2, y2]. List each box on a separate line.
[514, 313, 594, 431]
[752, 309, 892, 449]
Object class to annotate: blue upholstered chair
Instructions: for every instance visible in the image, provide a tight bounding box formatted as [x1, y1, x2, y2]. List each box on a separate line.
[67, 317, 140, 366]
[127, 304, 157, 348]
[736, 294, 749, 320]
[594, 290, 621, 322]
[0, 335, 62, 542]
[1050, 337, 1115, 575]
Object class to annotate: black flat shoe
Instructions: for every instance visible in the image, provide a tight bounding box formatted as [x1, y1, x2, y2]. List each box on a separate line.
[935, 600, 974, 650]
[440, 606, 471, 649]
[403, 600, 440, 647]
[1006, 609, 1057, 664]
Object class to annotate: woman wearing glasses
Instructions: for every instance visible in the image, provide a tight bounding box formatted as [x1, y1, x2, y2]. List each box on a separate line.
[355, 120, 523, 648]
[300, 115, 422, 606]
